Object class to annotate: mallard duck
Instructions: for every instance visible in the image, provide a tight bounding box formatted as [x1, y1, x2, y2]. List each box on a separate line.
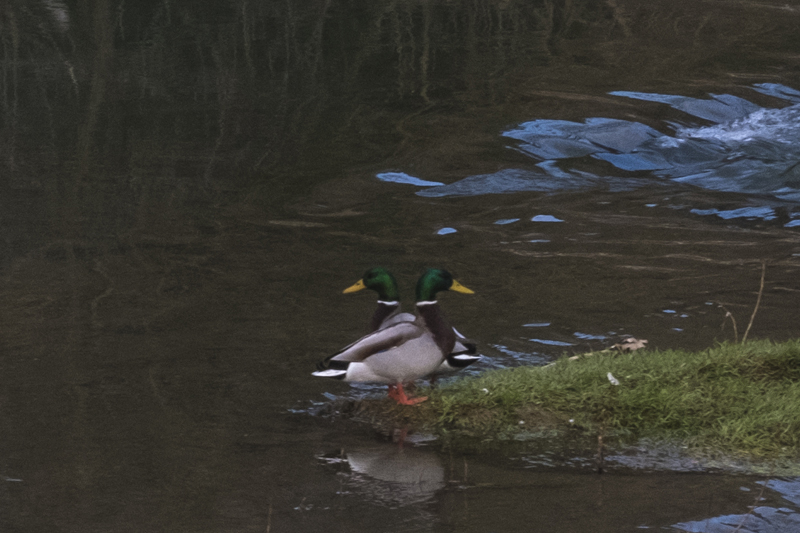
[341, 267, 413, 332]
[313, 268, 475, 405]
[342, 267, 481, 375]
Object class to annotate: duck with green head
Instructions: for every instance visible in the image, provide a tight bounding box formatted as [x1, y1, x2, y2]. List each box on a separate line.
[341, 267, 412, 332]
[343, 267, 480, 373]
[313, 268, 476, 405]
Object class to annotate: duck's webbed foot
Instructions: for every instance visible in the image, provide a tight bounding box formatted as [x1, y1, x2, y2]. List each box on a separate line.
[387, 383, 428, 405]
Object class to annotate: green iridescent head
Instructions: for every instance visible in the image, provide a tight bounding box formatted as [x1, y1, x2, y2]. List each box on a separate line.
[343, 267, 400, 301]
[415, 268, 474, 302]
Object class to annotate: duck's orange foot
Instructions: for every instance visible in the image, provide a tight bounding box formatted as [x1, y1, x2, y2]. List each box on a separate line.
[400, 395, 428, 405]
[387, 384, 428, 405]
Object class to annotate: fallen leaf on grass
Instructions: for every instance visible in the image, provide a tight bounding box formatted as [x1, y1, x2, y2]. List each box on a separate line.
[614, 337, 648, 352]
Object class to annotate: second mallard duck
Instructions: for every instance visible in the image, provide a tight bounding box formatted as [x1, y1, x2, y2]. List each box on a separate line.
[313, 268, 475, 405]
[342, 267, 481, 375]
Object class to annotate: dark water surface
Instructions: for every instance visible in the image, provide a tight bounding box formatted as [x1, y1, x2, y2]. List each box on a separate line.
[2, 1, 800, 531]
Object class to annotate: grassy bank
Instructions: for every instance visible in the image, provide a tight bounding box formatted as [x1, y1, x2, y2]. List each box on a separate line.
[413, 340, 800, 457]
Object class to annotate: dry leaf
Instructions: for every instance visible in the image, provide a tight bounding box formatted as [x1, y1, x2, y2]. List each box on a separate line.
[614, 337, 648, 352]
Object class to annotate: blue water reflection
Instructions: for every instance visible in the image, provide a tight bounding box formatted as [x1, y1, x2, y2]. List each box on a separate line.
[672, 477, 800, 533]
[610, 91, 762, 123]
[690, 207, 777, 220]
[405, 84, 800, 220]
[573, 332, 606, 341]
[762, 479, 800, 506]
[529, 338, 574, 346]
[376, 172, 444, 187]
[490, 343, 550, 367]
[531, 214, 564, 222]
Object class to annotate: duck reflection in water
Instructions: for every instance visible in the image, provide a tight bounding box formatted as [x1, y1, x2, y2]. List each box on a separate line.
[319, 433, 446, 508]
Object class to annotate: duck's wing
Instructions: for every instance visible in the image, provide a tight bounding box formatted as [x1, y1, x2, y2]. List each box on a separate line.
[437, 327, 480, 373]
[452, 326, 469, 341]
[442, 352, 481, 369]
[378, 312, 416, 330]
[450, 326, 477, 355]
[451, 340, 477, 356]
[317, 322, 425, 369]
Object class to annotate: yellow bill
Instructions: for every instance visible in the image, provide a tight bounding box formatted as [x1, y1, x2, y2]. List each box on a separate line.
[343, 279, 367, 293]
[449, 279, 475, 294]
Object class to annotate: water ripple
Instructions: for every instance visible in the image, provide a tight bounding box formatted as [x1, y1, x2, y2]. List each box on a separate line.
[409, 84, 800, 218]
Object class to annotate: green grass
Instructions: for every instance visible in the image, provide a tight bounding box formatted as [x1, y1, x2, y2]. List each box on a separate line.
[425, 340, 800, 457]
